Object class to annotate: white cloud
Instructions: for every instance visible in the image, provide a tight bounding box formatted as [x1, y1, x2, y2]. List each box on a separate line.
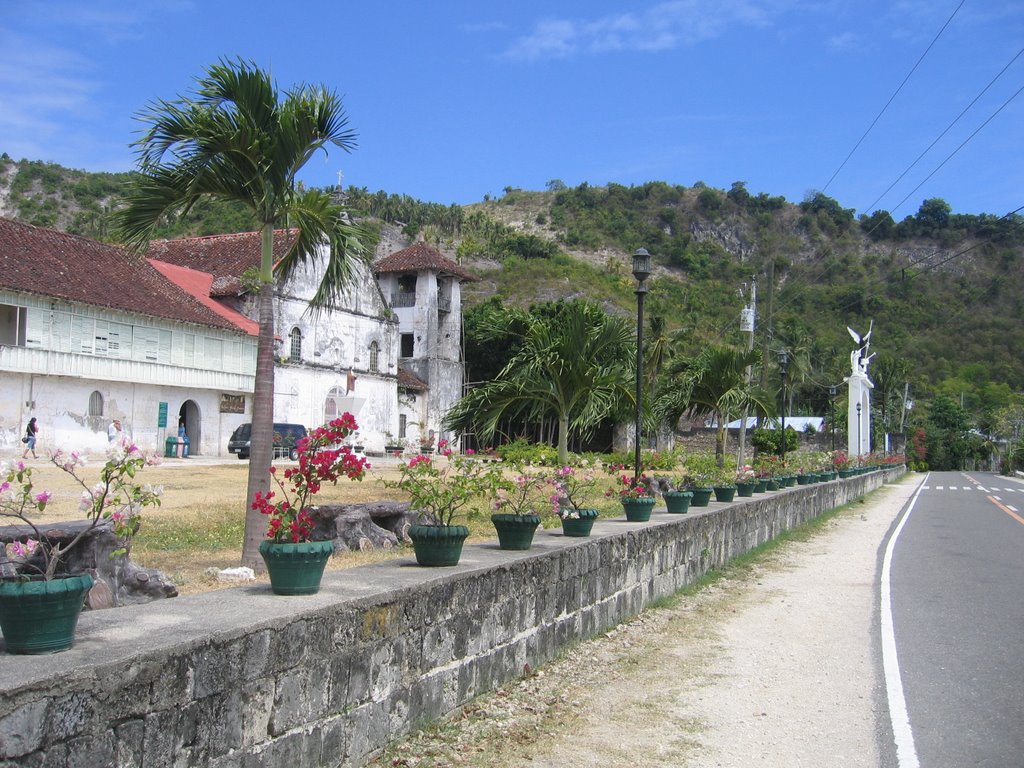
[504, 0, 782, 61]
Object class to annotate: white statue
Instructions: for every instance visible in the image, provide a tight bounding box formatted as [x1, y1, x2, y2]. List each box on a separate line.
[845, 322, 874, 457]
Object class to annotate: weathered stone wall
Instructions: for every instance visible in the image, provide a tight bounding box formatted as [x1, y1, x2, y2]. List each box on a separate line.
[0, 469, 903, 766]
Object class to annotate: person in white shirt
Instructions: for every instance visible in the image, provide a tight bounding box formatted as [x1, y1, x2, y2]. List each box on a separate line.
[107, 418, 122, 443]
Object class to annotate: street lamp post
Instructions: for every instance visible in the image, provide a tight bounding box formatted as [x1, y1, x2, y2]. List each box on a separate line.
[777, 349, 789, 468]
[828, 385, 837, 452]
[856, 401, 863, 464]
[632, 248, 651, 484]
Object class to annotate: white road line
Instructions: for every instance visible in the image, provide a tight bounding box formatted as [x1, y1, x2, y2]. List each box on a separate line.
[881, 475, 924, 768]
[936, 486, 944, 490]
[1010, 506, 1020, 513]
[949, 486, 958, 490]
[923, 486, 931, 490]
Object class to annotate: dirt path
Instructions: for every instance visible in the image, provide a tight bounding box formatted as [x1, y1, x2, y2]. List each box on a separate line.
[376, 477, 921, 768]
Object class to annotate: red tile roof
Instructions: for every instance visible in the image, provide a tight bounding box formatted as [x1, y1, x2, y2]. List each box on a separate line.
[373, 241, 477, 281]
[397, 366, 428, 391]
[146, 229, 296, 280]
[0, 218, 247, 333]
[148, 260, 258, 336]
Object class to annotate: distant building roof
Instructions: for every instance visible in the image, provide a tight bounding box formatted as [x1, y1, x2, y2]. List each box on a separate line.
[373, 241, 477, 281]
[146, 229, 296, 281]
[0, 217, 246, 333]
[723, 416, 826, 431]
[397, 366, 428, 391]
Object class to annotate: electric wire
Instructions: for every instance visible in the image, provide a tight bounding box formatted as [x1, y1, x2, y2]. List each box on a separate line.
[821, 0, 965, 195]
[861, 45, 1024, 219]
[880, 83, 1024, 223]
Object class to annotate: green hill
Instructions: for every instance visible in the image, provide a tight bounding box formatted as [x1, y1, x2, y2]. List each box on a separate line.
[2, 154, 1021, 450]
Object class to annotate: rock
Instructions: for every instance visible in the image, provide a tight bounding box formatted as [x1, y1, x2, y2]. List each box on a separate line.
[216, 567, 256, 582]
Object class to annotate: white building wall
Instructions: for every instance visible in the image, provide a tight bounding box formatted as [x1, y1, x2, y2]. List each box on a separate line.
[270, 251, 401, 453]
[0, 371, 249, 458]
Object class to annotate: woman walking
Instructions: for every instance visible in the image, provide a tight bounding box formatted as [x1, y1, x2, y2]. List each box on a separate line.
[22, 417, 38, 459]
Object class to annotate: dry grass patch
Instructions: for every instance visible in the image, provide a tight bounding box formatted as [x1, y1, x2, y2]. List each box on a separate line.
[15, 458, 621, 596]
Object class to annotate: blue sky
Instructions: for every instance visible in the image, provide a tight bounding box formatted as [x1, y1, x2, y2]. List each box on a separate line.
[2, 1, 1022, 218]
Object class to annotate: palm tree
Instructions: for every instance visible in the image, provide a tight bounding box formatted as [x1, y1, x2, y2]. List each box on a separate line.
[444, 301, 635, 464]
[114, 59, 367, 569]
[656, 345, 775, 467]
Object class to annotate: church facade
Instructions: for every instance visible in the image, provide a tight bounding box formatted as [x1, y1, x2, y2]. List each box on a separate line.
[0, 218, 472, 458]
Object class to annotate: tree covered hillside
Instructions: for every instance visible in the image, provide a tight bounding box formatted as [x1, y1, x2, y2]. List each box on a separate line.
[2, 155, 1021, 466]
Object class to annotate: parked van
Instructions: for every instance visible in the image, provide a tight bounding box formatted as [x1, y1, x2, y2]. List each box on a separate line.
[227, 423, 308, 460]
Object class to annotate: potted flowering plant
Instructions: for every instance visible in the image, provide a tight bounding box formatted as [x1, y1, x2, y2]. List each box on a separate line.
[754, 454, 783, 490]
[662, 467, 694, 514]
[252, 413, 369, 594]
[490, 467, 548, 550]
[385, 439, 493, 566]
[0, 440, 162, 654]
[547, 463, 602, 537]
[832, 450, 854, 477]
[681, 452, 719, 507]
[605, 473, 657, 522]
[735, 465, 757, 497]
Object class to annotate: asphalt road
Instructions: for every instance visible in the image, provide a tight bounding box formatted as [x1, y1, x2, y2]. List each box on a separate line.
[886, 471, 1024, 767]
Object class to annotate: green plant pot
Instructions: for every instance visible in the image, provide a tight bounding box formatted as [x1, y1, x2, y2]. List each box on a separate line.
[796, 474, 811, 485]
[491, 514, 541, 550]
[621, 497, 656, 522]
[735, 481, 756, 497]
[0, 573, 94, 654]
[766, 477, 781, 491]
[754, 479, 769, 493]
[259, 539, 333, 595]
[560, 508, 599, 537]
[408, 524, 470, 566]
[784, 475, 798, 487]
[713, 485, 737, 502]
[690, 488, 714, 507]
[663, 491, 693, 514]
[839, 468, 855, 478]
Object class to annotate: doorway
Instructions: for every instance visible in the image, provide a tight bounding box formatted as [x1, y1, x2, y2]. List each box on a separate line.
[178, 400, 202, 456]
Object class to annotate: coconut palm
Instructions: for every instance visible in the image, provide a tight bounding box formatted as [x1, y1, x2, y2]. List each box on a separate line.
[656, 345, 775, 467]
[444, 300, 636, 464]
[114, 59, 367, 569]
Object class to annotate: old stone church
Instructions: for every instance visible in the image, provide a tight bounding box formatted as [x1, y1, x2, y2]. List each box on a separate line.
[0, 217, 473, 458]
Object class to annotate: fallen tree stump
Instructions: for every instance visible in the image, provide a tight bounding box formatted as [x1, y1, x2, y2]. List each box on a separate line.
[308, 502, 422, 551]
[0, 521, 178, 608]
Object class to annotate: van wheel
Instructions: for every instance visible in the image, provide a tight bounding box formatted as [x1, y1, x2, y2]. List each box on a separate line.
[289, 448, 299, 461]
[238, 452, 249, 460]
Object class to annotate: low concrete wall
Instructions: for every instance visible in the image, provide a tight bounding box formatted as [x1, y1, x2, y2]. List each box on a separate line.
[0, 469, 903, 766]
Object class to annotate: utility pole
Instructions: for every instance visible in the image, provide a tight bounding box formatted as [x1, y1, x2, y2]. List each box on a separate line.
[737, 275, 756, 467]
[760, 260, 775, 388]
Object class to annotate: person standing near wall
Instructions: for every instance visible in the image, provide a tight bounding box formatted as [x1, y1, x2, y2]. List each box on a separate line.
[178, 420, 190, 458]
[108, 418, 122, 444]
[22, 417, 38, 459]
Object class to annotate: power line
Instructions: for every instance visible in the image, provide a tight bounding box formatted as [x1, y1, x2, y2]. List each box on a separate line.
[862, 45, 1024, 217]
[882, 82, 1024, 221]
[821, 0, 965, 195]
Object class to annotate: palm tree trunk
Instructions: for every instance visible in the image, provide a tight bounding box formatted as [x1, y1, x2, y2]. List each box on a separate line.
[557, 414, 569, 464]
[241, 226, 278, 570]
[716, 415, 726, 468]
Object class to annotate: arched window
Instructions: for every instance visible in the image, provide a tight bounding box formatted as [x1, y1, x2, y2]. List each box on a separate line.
[324, 386, 345, 424]
[368, 341, 380, 373]
[289, 327, 302, 363]
[88, 391, 104, 418]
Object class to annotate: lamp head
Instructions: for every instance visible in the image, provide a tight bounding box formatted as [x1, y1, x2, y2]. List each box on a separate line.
[856, 402, 862, 414]
[632, 248, 651, 282]
[777, 348, 789, 374]
[829, 385, 837, 397]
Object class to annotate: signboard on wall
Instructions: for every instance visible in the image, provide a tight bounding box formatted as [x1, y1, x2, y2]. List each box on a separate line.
[220, 394, 245, 414]
[157, 401, 168, 428]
